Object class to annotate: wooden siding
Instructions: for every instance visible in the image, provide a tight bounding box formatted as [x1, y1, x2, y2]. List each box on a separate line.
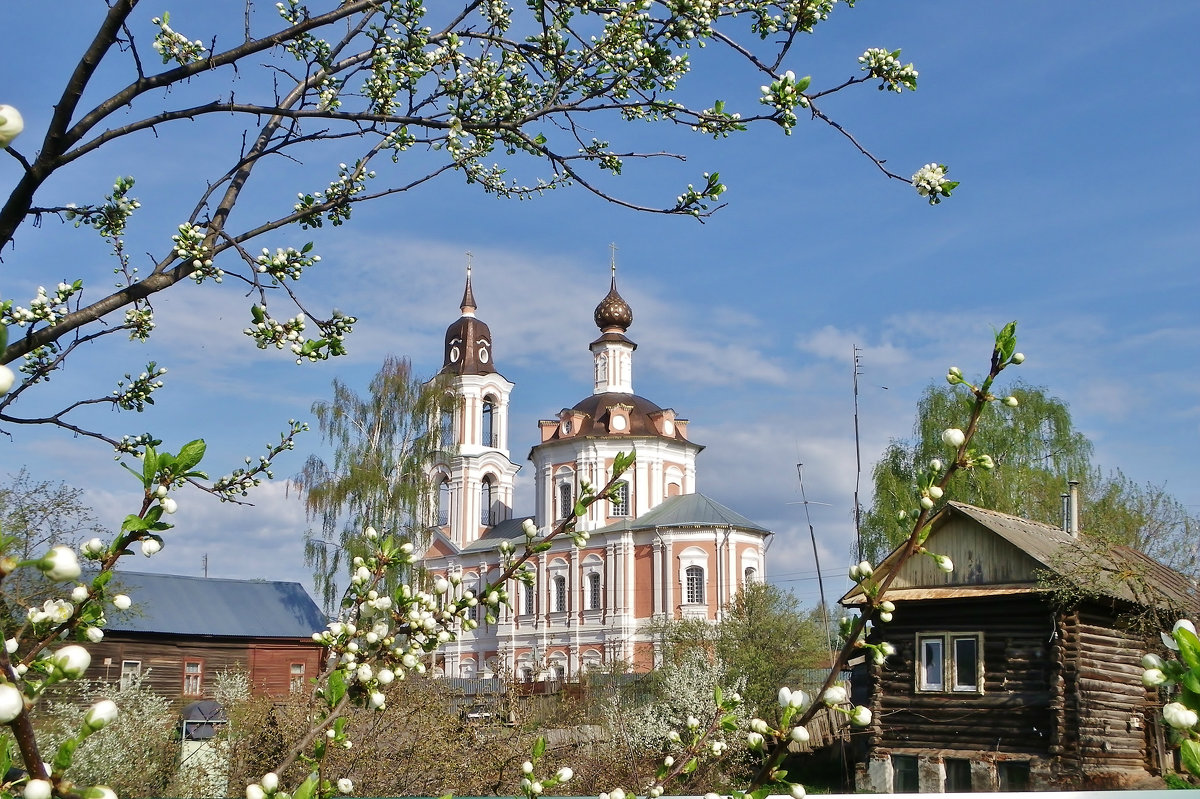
[83, 633, 322, 706]
[889, 516, 1045, 589]
[861, 594, 1057, 756]
[1055, 606, 1154, 778]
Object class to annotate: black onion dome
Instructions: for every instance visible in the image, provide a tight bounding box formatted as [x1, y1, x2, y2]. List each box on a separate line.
[440, 267, 495, 375]
[594, 274, 633, 332]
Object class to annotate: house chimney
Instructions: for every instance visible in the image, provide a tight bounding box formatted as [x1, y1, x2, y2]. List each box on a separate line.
[1060, 493, 1070, 533]
[1068, 479, 1080, 538]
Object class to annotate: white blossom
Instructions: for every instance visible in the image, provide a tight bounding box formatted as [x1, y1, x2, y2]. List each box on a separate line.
[0, 684, 23, 722]
[1163, 701, 1198, 730]
[40, 545, 82, 581]
[849, 705, 873, 726]
[0, 104, 23, 148]
[941, 428, 965, 448]
[141, 538, 162, 557]
[24, 780, 52, 799]
[822, 686, 848, 705]
[337, 779, 354, 794]
[52, 644, 92, 679]
[1162, 618, 1197, 651]
[84, 699, 119, 731]
[113, 594, 132, 610]
[260, 773, 279, 793]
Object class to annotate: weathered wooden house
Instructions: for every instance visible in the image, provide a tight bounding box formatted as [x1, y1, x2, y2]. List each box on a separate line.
[841, 501, 1198, 792]
[84, 572, 327, 704]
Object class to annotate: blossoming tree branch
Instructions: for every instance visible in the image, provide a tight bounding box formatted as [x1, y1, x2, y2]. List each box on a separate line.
[1, 0, 954, 454]
[0, 323, 1035, 799]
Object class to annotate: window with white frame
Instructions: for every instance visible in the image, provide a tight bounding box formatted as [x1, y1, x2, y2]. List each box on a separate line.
[553, 575, 567, 612]
[523, 582, 535, 615]
[587, 572, 602, 610]
[684, 565, 705, 605]
[610, 481, 630, 516]
[480, 476, 494, 526]
[917, 632, 983, 693]
[481, 397, 496, 447]
[183, 660, 203, 696]
[120, 660, 142, 690]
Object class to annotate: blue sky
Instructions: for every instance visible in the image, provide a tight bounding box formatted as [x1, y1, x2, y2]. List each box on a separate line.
[2, 2, 1197, 609]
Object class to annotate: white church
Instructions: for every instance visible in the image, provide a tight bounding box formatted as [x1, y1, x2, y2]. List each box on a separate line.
[418, 266, 772, 680]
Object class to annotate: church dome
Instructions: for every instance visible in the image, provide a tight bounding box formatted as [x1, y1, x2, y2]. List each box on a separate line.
[441, 267, 496, 375]
[593, 273, 633, 333]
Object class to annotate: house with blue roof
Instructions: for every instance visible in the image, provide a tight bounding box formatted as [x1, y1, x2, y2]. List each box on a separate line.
[85, 571, 327, 702]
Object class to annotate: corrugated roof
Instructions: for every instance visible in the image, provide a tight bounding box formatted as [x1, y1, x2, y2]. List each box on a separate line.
[842, 502, 1199, 611]
[104, 571, 327, 638]
[594, 493, 770, 534]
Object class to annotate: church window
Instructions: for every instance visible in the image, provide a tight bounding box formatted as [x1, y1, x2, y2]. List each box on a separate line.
[595, 353, 608, 386]
[553, 575, 567, 612]
[440, 411, 453, 448]
[744, 566, 757, 585]
[685, 566, 705, 605]
[480, 477, 494, 526]
[558, 481, 573, 520]
[523, 582, 534, 615]
[610, 481, 630, 516]
[482, 397, 496, 447]
[437, 479, 451, 526]
[587, 572, 602, 610]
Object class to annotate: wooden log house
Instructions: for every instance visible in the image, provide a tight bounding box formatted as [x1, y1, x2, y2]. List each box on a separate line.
[841, 502, 1198, 792]
[83, 572, 328, 705]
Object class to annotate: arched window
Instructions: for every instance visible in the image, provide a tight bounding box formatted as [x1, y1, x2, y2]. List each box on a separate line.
[685, 565, 705, 605]
[744, 566, 758, 585]
[558, 481, 573, 520]
[481, 396, 496, 447]
[437, 479, 451, 526]
[587, 572, 602, 610]
[523, 582, 535, 615]
[440, 411, 454, 448]
[480, 477, 494, 526]
[553, 575, 567, 612]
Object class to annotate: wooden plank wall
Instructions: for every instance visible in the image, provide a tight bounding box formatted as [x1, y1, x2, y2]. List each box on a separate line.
[1057, 605, 1151, 777]
[863, 595, 1058, 755]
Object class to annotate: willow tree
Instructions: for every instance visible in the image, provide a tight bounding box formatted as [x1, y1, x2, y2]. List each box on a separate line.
[862, 380, 1199, 576]
[295, 356, 455, 612]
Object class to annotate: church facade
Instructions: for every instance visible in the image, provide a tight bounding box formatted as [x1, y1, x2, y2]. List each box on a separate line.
[419, 267, 772, 680]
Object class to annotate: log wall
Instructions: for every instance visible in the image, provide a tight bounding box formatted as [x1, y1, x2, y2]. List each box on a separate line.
[862, 594, 1058, 756]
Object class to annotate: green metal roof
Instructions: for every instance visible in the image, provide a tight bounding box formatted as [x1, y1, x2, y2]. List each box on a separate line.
[595, 492, 769, 534]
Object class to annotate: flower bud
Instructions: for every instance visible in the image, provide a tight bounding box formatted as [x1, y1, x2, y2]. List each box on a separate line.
[161, 497, 178, 514]
[1141, 653, 1165, 670]
[941, 428, 966, 448]
[40, 546, 82, 581]
[84, 699, 119, 731]
[789, 725, 811, 743]
[522, 761, 534, 775]
[822, 686, 848, 705]
[246, 785, 266, 799]
[0, 684, 23, 722]
[934, 554, 954, 573]
[24, 780, 52, 799]
[556, 767, 573, 783]
[1010, 352, 1024, 365]
[72, 585, 90, 603]
[81, 788, 117, 799]
[522, 518, 538, 537]
[928, 485, 943, 500]
[1003, 396, 1019, 407]
[929, 459, 943, 473]
[141, 538, 162, 557]
[260, 773, 279, 793]
[82, 538, 106, 557]
[1163, 701, 1198, 730]
[920, 496, 934, 510]
[1142, 668, 1168, 687]
[746, 731, 764, 748]
[880, 600, 896, 613]
[86, 627, 104, 643]
[377, 668, 395, 685]
[113, 594, 132, 611]
[369, 691, 386, 709]
[749, 718, 769, 734]
[0, 105, 24, 149]
[52, 644, 92, 679]
[849, 706, 873, 726]
[337, 779, 354, 794]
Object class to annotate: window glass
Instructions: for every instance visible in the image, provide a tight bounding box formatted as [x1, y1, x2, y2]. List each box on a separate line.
[120, 660, 142, 691]
[183, 661, 203, 695]
[953, 636, 980, 692]
[480, 477, 493, 526]
[611, 481, 629, 516]
[588, 572, 601, 610]
[685, 566, 705, 604]
[998, 762, 1030, 791]
[523, 582, 535, 615]
[437, 480, 451, 526]
[554, 575, 567, 612]
[481, 398, 495, 446]
[945, 758, 972, 792]
[892, 755, 919, 793]
[558, 482, 572, 519]
[920, 637, 944, 691]
[290, 663, 305, 693]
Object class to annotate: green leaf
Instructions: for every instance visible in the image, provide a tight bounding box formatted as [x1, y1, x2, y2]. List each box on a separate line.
[0, 325, 7, 351]
[1175, 627, 1200, 673]
[175, 439, 206, 472]
[293, 774, 317, 799]
[714, 684, 723, 705]
[327, 668, 346, 707]
[1179, 669, 1200, 694]
[53, 737, 79, 772]
[121, 514, 150, 533]
[534, 133, 547, 146]
[142, 445, 158, 487]
[1182, 739, 1200, 779]
[0, 733, 12, 778]
[92, 570, 113, 589]
[532, 735, 546, 759]
[795, 75, 811, 92]
[682, 758, 698, 774]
